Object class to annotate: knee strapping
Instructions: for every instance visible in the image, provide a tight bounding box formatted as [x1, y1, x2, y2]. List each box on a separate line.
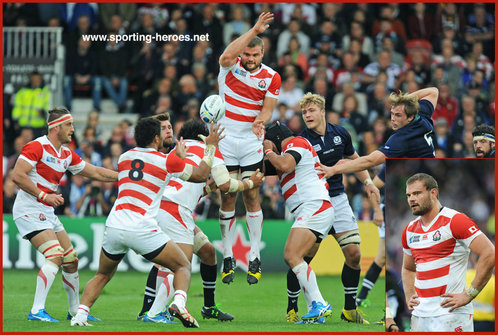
[37, 240, 64, 261]
[193, 231, 210, 254]
[336, 230, 361, 249]
[63, 247, 78, 265]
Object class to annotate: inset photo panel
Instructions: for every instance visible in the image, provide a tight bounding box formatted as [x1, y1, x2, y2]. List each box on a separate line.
[385, 159, 495, 332]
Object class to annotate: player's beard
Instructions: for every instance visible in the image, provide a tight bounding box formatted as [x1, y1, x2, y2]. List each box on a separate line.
[410, 198, 433, 216]
[241, 59, 261, 72]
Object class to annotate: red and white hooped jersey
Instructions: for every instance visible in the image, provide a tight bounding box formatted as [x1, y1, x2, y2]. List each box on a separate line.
[12, 136, 85, 220]
[278, 136, 330, 212]
[106, 147, 186, 231]
[162, 140, 225, 212]
[402, 207, 482, 317]
[218, 57, 281, 139]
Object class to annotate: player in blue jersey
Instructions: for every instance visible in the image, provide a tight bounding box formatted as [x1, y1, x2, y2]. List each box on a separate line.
[285, 92, 381, 325]
[318, 87, 439, 178]
[472, 124, 495, 158]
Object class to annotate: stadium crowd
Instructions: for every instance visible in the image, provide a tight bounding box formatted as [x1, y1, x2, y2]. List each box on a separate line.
[3, 3, 495, 218]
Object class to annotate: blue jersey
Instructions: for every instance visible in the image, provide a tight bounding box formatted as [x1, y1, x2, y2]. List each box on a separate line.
[300, 123, 355, 197]
[378, 100, 435, 158]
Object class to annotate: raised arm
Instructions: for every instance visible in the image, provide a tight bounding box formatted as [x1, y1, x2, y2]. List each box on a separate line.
[318, 150, 386, 178]
[78, 164, 118, 182]
[219, 12, 274, 68]
[407, 87, 439, 109]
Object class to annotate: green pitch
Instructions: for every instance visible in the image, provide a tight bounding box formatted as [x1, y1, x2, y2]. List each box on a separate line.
[3, 269, 385, 332]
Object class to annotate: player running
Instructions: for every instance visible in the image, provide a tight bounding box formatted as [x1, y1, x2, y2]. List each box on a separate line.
[12, 108, 118, 322]
[70, 117, 223, 328]
[472, 124, 495, 158]
[401, 173, 494, 331]
[284, 93, 380, 325]
[217, 11, 281, 285]
[318, 87, 439, 178]
[263, 121, 334, 322]
[139, 117, 263, 323]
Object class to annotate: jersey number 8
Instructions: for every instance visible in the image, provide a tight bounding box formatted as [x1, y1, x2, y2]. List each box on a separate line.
[129, 159, 145, 181]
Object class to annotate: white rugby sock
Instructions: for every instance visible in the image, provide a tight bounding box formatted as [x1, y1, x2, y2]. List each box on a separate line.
[219, 210, 236, 258]
[155, 268, 171, 296]
[292, 262, 326, 309]
[172, 290, 187, 308]
[32, 261, 59, 314]
[75, 304, 90, 320]
[246, 210, 263, 261]
[62, 271, 80, 315]
[149, 273, 175, 316]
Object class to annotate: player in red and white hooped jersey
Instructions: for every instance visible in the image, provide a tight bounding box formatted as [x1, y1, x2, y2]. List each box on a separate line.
[140, 118, 264, 322]
[401, 173, 495, 332]
[71, 117, 224, 328]
[11, 108, 118, 323]
[263, 122, 334, 322]
[217, 12, 281, 285]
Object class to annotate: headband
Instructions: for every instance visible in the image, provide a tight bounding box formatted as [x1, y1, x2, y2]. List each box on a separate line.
[48, 114, 73, 129]
[473, 134, 495, 143]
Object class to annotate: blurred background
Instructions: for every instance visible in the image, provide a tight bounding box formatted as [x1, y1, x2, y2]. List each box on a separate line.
[385, 159, 495, 331]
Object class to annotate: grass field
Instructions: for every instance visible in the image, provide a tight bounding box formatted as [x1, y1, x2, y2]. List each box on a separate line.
[3, 269, 385, 332]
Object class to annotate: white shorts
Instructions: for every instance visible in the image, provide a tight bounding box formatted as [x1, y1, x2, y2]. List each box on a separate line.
[157, 200, 195, 245]
[15, 214, 65, 239]
[378, 222, 385, 239]
[410, 314, 473, 332]
[329, 193, 358, 234]
[218, 135, 263, 168]
[292, 200, 334, 239]
[102, 226, 170, 257]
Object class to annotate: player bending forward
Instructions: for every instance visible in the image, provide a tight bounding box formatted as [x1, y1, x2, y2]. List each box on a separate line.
[71, 117, 223, 328]
[401, 173, 494, 331]
[139, 118, 263, 323]
[263, 121, 334, 322]
[217, 12, 281, 285]
[12, 108, 118, 322]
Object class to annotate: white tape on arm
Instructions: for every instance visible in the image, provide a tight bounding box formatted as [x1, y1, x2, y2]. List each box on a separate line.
[202, 144, 216, 167]
[211, 165, 230, 186]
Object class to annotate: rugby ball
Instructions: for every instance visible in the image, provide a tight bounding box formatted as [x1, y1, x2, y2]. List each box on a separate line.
[200, 95, 225, 123]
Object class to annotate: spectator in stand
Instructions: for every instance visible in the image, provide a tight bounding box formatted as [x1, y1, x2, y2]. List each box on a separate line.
[129, 40, 159, 115]
[310, 77, 335, 112]
[278, 3, 317, 27]
[451, 97, 481, 144]
[261, 36, 278, 71]
[98, 3, 136, 32]
[102, 142, 123, 171]
[469, 41, 494, 82]
[306, 52, 334, 85]
[434, 3, 466, 37]
[367, 83, 389, 122]
[192, 62, 211, 99]
[407, 3, 435, 41]
[333, 81, 368, 118]
[310, 21, 342, 62]
[81, 126, 104, 156]
[273, 75, 303, 122]
[319, 3, 347, 36]
[431, 41, 463, 97]
[342, 21, 375, 63]
[76, 140, 103, 167]
[140, 78, 172, 117]
[175, 74, 200, 116]
[12, 71, 50, 138]
[465, 4, 495, 59]
[98, 33, 129, 113]
[373, 18, 405, 56]
[371, 116, 392, 149]
[6, 136, 27, 173]
[371, 5, 408, 43]
[192, 4, 223, 54]
[191, 41, 217, 77]
[348, 38, 371, 69]
[63, 14, 96, 51]
[433, 21, 466, 56]
[287, 37, 308, 76]
[334, 52, 362, 90]
[223, 5, 251, 47]
[64, 38, 100, 111]
[433, 117, 456, 158]
[103, 125, 131, 157]
[276, 18, 310, 58]
[405, 51, 431, 87]
[375, 36, 404, 69]
[362, 50, 401, 91]
[340, 94, 368, 135]
[59, 3, 98, 31]
[85, 110, 103, 144]
[433, 83, 459, 127]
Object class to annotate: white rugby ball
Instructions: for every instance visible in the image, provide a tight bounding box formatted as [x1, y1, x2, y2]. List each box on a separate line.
[200, 95, 225, 123]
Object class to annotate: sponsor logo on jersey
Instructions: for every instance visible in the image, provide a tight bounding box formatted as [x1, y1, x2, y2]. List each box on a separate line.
[257, 148, 262, 154]
[235, 68, 247, 77]
[258, 80, 266, 89]
[323, 149, 335, 154]
[313, 144, 321, 152]
[333, 136, 342, 145]
[454, 326, 463, 332]
[57, 159, 61, 164]
[39, 214, 46, 221]
[433, 230, 442, 241]
[409, 235, 420, 244]
[422, 234, 428, 240]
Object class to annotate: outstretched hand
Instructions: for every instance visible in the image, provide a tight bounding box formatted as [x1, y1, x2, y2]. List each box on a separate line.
[174, 137, 188, 160]
[199, 121, 225, 146]
[253, 12, 274, 34]
[316, 162, 336, 179]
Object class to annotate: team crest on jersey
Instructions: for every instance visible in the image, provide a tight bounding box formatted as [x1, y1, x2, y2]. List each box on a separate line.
[39, 214, 46, 221]
[409, 235, 420, 244]
[258, 80, 266, 89]
[64, 160, 68, 169]
[433, 230, 441, 241]
[333, 136, 342, 145]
